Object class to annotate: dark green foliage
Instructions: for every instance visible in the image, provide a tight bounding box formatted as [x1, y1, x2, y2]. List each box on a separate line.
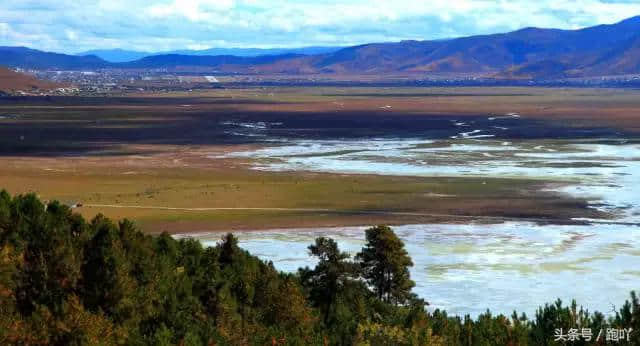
[81, 215, 132, 319]
[613, 291, 640, 344]
[356, 225, 415, 305]
[15, 198, 82, 317]
[300, 237, 359, 324]
[0, 190, 638, 345]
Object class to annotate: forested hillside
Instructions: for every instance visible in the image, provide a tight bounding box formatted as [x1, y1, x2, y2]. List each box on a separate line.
[0, 190, 638, 345]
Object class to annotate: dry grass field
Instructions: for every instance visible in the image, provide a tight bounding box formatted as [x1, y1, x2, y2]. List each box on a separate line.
[0, 144, 602, 232]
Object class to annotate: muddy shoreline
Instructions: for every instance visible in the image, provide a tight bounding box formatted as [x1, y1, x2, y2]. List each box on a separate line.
[1, 87, 639, 157]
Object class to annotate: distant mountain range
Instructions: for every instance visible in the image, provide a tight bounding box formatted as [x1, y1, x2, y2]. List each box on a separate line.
[2, 16, 640, 79]
[75, 49, 150, 63]
[77, 47, 342, 63]
[0, 47, 109, 70]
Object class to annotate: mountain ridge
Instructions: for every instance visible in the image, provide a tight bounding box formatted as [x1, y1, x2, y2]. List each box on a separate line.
[77, 46, 342, 63]
[0, 46, 109, 69]
[2, 16, 640, 79]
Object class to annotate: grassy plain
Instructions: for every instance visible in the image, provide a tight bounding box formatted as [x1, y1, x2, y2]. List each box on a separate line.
[0, 146, 599, 233]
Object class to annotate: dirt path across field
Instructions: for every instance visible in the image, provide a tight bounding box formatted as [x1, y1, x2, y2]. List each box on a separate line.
[84, 203, 640, 228]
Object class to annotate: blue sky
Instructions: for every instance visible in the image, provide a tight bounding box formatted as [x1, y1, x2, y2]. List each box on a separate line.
[1, 0, 640, 53]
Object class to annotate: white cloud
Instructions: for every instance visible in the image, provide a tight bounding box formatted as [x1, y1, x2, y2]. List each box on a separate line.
[148, 0, 235, 22]
[0, 23, 10, 37]
[65, 29, 78, 41]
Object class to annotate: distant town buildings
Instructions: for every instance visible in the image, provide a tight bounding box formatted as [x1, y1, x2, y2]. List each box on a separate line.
[2, 67, 640, 97]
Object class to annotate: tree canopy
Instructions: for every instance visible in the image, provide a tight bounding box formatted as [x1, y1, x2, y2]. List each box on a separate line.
[356, 225, 416, 305]
[0, 190, 638, 345]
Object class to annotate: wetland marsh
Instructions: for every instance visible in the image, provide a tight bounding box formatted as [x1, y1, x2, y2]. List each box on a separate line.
[2, 87, 639, 316]
[199, 118, 640, 316]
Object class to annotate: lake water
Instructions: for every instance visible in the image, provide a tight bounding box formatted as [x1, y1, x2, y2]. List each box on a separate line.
[184, 222, 640, 317]
[193, 127, 640, 316]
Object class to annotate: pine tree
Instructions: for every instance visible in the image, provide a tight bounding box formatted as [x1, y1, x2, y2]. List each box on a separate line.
[300, 237, 358, 324]
[356, 225, 415, 305]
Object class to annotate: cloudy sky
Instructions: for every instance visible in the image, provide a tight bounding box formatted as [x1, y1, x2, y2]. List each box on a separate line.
[1, 0, 640, 53]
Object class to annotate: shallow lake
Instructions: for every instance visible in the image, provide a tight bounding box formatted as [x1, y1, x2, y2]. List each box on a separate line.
[182, 222, 640, 317]
[197, 126, 640, 316]
[218, 138, 640, 223]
